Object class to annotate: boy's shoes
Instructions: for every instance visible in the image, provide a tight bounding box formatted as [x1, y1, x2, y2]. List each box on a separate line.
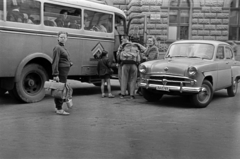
[130, 96, 135, 99]
[102, 93, 106, 98]
[108, 94, 115, 98]
[55, 109, 70, 115]
[120, 94, 125, 99]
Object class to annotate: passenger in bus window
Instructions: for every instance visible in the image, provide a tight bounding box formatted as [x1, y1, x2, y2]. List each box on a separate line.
[92, 24, 107, 32]
[55, 9, 70, 28]
[69, 9, 81, 29]
[7, 5, 24, 22]
[84, 12, 90, 30]
[52, 31, 73, 115]
[23, 13, 34, 24]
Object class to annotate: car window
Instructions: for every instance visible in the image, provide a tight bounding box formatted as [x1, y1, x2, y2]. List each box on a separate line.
[167, 43, 214, 59]
[225, 47, 233, 59]
[216, 46, 224, 60]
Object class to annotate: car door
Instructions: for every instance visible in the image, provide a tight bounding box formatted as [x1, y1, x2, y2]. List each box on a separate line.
[216, 45, 231, 89]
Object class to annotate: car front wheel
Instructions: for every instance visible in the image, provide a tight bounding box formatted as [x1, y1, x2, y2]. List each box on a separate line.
[227, 78, 238, 97]
[142, 88, 163, 102]
[191, 80, 213, 108]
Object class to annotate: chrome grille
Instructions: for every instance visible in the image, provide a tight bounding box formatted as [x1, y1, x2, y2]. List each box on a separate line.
[148, 75, 190, 86]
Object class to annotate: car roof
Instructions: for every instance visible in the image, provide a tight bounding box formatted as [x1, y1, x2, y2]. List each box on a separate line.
[173, 40, 229, 46]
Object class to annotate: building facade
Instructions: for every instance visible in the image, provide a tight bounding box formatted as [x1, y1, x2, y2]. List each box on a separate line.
[113, 0, 240, 40]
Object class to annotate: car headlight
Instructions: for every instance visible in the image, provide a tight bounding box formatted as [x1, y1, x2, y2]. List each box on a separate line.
[188, 66, 198, 78]
[139, 64, 147, 73]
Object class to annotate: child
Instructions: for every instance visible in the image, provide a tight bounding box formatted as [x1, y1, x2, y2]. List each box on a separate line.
[97, 50, 117, 98]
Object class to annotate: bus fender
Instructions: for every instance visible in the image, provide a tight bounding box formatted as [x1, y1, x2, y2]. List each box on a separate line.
[15, 53, 52, 82]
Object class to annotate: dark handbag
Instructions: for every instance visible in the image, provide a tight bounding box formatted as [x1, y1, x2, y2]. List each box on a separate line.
[44, 80, 72, 99]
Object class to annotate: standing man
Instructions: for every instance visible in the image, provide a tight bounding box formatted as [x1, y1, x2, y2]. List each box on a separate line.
[119, 42, 141, 99]
[116, 35, 130, 94]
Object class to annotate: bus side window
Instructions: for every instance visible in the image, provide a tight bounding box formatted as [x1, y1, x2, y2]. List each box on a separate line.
[44, 3, 81, 29]
[84, 10, 112, 33]
[6, 0, 40, 24]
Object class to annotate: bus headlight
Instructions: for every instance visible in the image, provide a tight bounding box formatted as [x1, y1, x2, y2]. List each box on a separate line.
[188, 66, 198, 78]
[139, 64, 147, 73]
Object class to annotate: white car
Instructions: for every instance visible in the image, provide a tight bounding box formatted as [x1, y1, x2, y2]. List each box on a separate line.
[139, 40, 240, 108]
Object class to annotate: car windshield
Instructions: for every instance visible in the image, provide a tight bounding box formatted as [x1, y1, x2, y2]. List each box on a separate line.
[166, 43, 214, 60]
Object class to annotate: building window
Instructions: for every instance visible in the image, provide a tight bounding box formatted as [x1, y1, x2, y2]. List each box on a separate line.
[168, 0, 190, 40]
[229, 0, 240, 40]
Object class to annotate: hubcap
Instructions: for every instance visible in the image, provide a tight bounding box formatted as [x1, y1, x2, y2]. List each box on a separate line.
[23, 72, 42, 95]
[198, 85, 211, 103]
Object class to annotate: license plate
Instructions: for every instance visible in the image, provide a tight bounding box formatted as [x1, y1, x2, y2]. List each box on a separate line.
[156, 86, 169, 91]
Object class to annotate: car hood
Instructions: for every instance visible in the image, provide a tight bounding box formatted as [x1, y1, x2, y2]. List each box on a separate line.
[147, 58, 208, 76]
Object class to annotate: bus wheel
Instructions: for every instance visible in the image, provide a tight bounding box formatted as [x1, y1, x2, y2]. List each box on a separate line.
[13, 64, 48, 103]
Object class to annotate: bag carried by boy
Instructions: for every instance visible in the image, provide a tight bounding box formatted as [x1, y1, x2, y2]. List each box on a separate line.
[44, 80, 72, 100]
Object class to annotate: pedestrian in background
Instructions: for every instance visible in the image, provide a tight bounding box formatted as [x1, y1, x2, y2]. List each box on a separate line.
[97, 50, 117, 98]
[142, 36, 159, 61]
[52, 31, 73, 115]
[227, 41, 238, 56]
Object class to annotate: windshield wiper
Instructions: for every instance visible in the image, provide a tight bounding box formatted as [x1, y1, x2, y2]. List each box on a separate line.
[188, 56, 201, 58]
[171, 56, 187, 58]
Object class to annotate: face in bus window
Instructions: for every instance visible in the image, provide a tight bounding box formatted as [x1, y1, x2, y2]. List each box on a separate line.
[58, 33, 68, 44]
[84, 13, 90, 28]
[62, 12, 68, 20]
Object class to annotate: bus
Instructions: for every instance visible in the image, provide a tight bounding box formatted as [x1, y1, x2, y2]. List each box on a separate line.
[0, 0, 126, 102]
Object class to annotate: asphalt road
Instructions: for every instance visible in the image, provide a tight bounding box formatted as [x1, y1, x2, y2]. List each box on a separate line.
[0, 80, 240, 159]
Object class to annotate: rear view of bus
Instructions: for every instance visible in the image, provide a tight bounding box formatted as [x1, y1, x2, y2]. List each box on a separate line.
[0, 0, 126, 102]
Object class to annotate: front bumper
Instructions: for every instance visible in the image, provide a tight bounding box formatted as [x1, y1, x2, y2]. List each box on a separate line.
[139, 77, 202, 93]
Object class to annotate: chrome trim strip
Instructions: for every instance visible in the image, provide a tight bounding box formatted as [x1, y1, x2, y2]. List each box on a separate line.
[142, 78, 197, 84]
[0, 26, 114, 41]
[150, 75, 192, 80]
[147, 78, 192, 84]
[139, 83, 202, 93]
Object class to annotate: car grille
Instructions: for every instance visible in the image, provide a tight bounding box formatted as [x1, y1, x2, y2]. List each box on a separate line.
[149, 76, 189, 86]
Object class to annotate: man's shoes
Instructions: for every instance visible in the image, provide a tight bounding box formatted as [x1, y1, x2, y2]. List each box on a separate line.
[55, 109, 70, 115]
[108, 94, 115, 98]
[102, 93, 106, 98]
[120, 94, 125, 99]
[130, 96, 135, 99]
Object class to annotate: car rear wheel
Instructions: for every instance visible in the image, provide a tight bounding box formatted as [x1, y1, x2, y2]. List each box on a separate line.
[191, 80, 213, 108]
[142, 88, 163, 102]
[227, 78, 238, 97]
[11, 64, 48, 103]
